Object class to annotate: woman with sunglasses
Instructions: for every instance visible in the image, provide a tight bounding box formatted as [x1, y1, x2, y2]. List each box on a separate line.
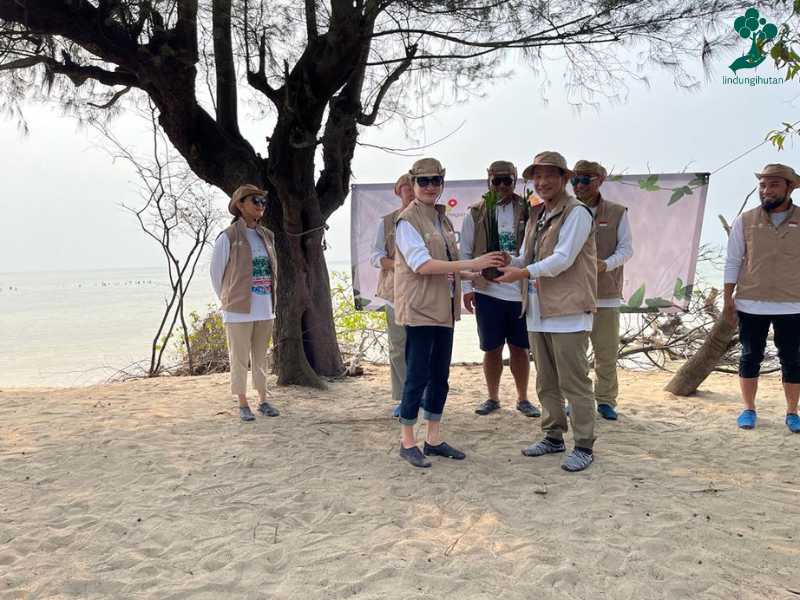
[394, 158, 506, 467]
[210, 184, 281, 422]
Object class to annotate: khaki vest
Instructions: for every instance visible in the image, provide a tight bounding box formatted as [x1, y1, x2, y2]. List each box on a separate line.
[394, 200, 462, 327]
[220, 219, 278, 314]
[736, 204, 800, 302]
[375, 209, 401, 303]
[469, 193, 529, 256]
[520, 192, 597, 318]
[590, 196, 627, 299]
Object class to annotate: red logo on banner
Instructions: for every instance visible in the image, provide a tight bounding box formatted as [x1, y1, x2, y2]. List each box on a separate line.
[447, 198, 458, 207]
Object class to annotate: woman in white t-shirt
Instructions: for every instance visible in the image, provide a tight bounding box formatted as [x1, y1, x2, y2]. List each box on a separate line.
[210, 184, 280, 422]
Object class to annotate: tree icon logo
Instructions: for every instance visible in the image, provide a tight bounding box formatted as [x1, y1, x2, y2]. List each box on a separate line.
[729, 8, 778, 73]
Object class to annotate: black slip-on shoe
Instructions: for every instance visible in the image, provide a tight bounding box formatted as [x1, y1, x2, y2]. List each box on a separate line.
[423, 441, 466, 460]
[400, 445, 431, 468]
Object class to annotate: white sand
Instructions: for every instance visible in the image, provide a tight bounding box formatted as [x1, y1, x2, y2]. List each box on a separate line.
[1, 366, 799, 599]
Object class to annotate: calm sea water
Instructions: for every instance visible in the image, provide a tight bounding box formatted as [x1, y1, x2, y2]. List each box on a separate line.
[0, 261, 484, 388]
[0, 259, 725, 388]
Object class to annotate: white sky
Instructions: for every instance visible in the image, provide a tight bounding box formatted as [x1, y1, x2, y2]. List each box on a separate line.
[1, 45, 798, 273]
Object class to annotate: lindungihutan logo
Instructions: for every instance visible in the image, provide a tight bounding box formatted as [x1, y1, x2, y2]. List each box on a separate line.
[722, 7, 783, 86]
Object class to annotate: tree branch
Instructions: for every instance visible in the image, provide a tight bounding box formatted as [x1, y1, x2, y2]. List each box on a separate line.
[358, 43, 416, 126]
[212, 0, 240, 136]
[246, 26, 281, 105]
[0, 54, 138, 88]
[305, 0, 318, 42]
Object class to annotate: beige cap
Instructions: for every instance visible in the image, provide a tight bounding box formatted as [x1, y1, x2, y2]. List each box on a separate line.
[409, 157, 446, 178]
[573, 160, 607, 178]
[229, 184, 266, 216]
[394, 173, 413, 196]
[487, 160, 517, 178]
[755, 163, 800, 185]
[521, 151, 571, 180]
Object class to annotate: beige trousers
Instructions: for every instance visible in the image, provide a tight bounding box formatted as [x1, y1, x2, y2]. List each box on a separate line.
[529, 330, 596, 449]
[385, 305, 407, 402]
[590, 307, 620, 407]
[225, 320, 274, 396]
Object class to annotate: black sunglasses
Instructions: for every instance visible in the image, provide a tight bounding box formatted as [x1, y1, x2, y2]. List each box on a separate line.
[245, 195, 268, 207]
[415, 175, 444, 188]
[491, 176, 514, 187]
[570, 175, 597, 186]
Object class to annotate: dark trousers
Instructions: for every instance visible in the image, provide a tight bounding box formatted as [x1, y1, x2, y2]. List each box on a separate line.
[738, 311, 800, 382]
[399, 325, 454, 425]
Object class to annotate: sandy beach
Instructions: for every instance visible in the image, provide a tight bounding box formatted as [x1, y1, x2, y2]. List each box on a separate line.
[1, 365, 799, 599]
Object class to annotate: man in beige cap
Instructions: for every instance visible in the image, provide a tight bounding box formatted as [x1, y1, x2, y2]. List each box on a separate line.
[572, 160, 633, 421]
[724, 163, 800, 433]
[497, 151, 598, 472]
[371, 174, 415, 417]
[460, 160, 540, 418]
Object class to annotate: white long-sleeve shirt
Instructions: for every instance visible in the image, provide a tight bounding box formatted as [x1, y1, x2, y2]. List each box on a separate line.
[369, 219, 388, 269]
[724, 211, 800, 315]
[395, 219, 455, 298]
[513, 206, 594, 332]
[210, 229, 275, 323]
[370, 219, 394, 308]
[460, 202, 523, 302]
[589, 207, 634, 308]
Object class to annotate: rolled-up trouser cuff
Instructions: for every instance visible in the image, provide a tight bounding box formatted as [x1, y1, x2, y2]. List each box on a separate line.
[574, 438, 596, 450]
[399, 416, 418, 426]
[422, 409, 442, 422]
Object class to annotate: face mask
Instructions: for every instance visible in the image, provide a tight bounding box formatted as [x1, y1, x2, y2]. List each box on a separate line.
[761, 196, 786, 212]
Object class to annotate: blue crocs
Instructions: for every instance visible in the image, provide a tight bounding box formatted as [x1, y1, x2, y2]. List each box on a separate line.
[392, 404, 401, 418]
[786, 413, 800, 433]
[597, 403, 618, 420]
[737, 409, 757, 430]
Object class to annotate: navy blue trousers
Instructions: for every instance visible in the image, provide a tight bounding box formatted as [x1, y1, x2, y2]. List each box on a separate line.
[399, 325, 454, 425]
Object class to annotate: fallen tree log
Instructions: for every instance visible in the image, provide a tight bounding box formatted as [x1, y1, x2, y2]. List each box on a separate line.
[664, 318, 737, 396]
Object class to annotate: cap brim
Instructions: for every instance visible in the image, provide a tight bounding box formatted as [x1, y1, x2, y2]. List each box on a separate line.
[522, 163, 571, 179]
[756, 172, 800, 185]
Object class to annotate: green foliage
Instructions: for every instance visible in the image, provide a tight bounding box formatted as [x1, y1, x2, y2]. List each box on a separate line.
[668, 185, 694, 205]
[638, 174, 660, 192]
[330, 271, 387, 360]
[644, 297, 674, 309]
[627, 284, 646, 308]
[174, 304, 229, 375]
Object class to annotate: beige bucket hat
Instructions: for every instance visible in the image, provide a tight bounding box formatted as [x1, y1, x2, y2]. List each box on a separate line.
[521, 151, 571, 180]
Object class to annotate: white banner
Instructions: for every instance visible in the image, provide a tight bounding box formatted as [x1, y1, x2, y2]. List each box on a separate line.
[351, 173, 709, 313]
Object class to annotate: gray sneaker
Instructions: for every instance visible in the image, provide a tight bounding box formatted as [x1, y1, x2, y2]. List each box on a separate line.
[516, 399, 542, 417]
[521, 438, 566, 457]
[475, 399, 501, 415]
[239, 406, 255, 422]
[561, 449, 593, 472]
[257, 401, 280, 417]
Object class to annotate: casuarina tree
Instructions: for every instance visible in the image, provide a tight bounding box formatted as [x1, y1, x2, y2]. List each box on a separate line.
[0, 0, 781, 388]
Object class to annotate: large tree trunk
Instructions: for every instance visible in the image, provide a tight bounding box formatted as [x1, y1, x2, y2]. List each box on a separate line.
[271, 227, 342, 389]
[265, 100, 346, 388]
[664, 318, 737, 396]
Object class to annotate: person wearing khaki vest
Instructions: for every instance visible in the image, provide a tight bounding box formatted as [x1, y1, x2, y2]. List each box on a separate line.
[394, 158, 505, 468]
[460, 160, 540, 418]
[723, 163, 800, 433]
[572, 160, 633, 421]
[497, 151, 598, 472]
[210, 184, 280, 422]
[370, 173, 414, 417]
